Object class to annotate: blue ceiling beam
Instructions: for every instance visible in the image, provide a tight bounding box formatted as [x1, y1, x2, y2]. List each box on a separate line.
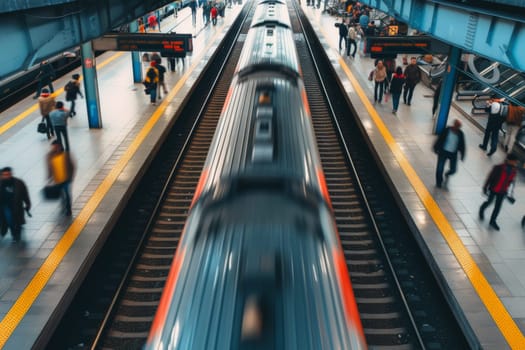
[0, 0, 172, 80]
[360, 0, 525, 72]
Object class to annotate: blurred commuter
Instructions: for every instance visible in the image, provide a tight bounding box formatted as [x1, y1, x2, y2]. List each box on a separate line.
[38, 88, 56, 140]
[147, 13, 158, 31]
[203, 1, 211, 26]
[47, 141, 75, 217]
[346, 24, 357, 58]
[0, 167, 31, 242]
[479, 153, 518, 231]
[338, 18, 348, 51]
[190, 0, 197, 27]
[65, 74, 83, 117]
[155, 59, 168, 99]
[211, 4, 218, 25]
[389, 67, 405, 114]
[33, 60, 56, 99]
[144, 61, 159, 105]
[49, 101, 71, 151]
[138, 18, 146, 33]
[370, 60, 387, 104]
[479, 97, 505, 156]
[403, 57, 421, 105]
[433, 119, 465, 188]
[504, 102, 525, 153]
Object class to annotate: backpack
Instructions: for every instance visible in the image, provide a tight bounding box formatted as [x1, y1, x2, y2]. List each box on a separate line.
[65, 81, 74, 92]
[145, 68, 158, 83]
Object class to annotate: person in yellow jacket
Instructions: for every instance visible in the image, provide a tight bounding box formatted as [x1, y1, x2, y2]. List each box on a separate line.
[144, 61, 159, 105]
[47, 141, 75, 216]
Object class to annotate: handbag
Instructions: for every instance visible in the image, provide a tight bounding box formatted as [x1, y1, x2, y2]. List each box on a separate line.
[37, 122, 47, 134]
[42, 184, 61, 200]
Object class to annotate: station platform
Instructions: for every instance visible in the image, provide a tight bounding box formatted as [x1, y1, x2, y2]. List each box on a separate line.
[0, 5, 243, 349]
[301, 4, 525, 349]
[1, 2, 524, 350]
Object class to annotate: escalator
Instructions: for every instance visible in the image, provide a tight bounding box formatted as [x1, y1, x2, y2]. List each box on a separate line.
[455, 55, 525, 106]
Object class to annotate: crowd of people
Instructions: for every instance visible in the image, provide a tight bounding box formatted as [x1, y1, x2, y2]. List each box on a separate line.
[329, 2, 525, 231]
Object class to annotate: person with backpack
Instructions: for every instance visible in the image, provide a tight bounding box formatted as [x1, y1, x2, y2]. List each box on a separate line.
[479, 97, 506, 156]
[38, 88, 56, 139]
[64, 74, 83, 117]
[389, 67, 405, 114]
[144, 61, 159, 105]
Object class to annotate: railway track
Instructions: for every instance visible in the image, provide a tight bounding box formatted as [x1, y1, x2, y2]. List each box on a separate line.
[48, 1, 470, 349]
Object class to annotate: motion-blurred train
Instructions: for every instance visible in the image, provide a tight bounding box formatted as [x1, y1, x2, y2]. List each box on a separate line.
[145, 0, 367, 348]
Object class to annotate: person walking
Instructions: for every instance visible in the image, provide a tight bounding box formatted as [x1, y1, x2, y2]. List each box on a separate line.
[338, 18, 348, 52]
[144, 61, 159, 105]
[479, 153, 518, 231]
[64, 74, 83, 117]
[0, 167, 31, 242]
[47, 141, 75, 216]
[189, 0, 197, 27]
[33, 60, 56, 99]
[38, 88, 56, 140]
[479, 97, 505, 156]
[346, 24, 357, 58]
[503, 102, 525, 153]
[433, 119, 465, 188]
[49, 101, 71, 151]
[370, 60, 387, 104]
[403, 57, 421, 106]
[155, 59, 168, 99]
[389, 66, 405, 114]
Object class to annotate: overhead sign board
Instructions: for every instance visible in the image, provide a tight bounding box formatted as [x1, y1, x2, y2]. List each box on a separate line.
[365, 36, 448, 58]
[93, 33, 193, 57]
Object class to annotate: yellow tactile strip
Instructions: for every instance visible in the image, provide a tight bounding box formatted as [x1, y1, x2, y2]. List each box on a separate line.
[337, 56, 525, 349]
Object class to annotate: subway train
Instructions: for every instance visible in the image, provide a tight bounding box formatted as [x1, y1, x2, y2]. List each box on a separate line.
[145, 0, 367, 349]
[0, 50, 81, 112]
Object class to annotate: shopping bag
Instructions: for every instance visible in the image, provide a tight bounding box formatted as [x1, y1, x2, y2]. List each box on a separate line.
[37, 122, 47, 134]
[42, 184, 61, 200]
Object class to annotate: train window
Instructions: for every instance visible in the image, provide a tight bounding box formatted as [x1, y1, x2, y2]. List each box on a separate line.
[266, 29, 274, 36]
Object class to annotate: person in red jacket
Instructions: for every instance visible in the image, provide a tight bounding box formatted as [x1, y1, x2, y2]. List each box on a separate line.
[479, 153, 518, 231]
[211, 5, 218, 25]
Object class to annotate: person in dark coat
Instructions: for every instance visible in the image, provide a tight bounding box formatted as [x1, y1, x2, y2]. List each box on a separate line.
[338, 18, 348, 51]
[65, 74, 83, 117]
[433, 119, 465, 188]
[0, 167, 31, 242]
[33, 60, 56, 99]
[403, 57, 421, 105]
[389, 66, 405, 114]
[479, 153, 518, 231]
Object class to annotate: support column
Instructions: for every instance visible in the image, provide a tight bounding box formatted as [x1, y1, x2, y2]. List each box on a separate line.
[434, 46, 461, 134]
[130, 20, 143, 83]
[81, 41, 103, 128]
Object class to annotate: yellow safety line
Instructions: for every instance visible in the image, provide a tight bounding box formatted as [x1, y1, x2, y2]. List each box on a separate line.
[337, 57, 525, 348]
[0, 26, 226, 347]
[0, 52, 124, 136]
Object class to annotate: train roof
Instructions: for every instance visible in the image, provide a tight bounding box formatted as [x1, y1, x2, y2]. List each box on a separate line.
[146, 192, 364, 349]
[198, 77, 320, 198]
[236, 25, 300, 80]
[251, 2, 291, 29]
